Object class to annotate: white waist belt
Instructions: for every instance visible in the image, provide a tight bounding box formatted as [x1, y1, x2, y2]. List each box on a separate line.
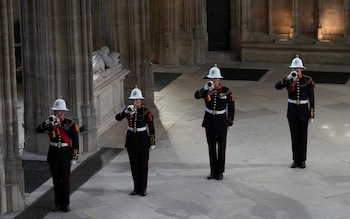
[128, 126, 147, 132]
[50, 142, 68, 147]
[205, 108, 226, 115]
[288, 99, 308, 105]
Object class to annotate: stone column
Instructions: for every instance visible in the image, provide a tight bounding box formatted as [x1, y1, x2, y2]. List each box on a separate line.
[292, 0, 300, 38]
[153, 0, 200, 65]
[193, 0, 207, 63]
[0, 0, 25, 213]
[230, 0, 241, 51]
[92, 0, 119, 50]
[316, 0, 322, 41]
[21, 0, 97, 153]
[67, 0, 98, 152]
[240, 0, 249, 41]
[156, 0, 175, 64]
[125, 0, 154, 106]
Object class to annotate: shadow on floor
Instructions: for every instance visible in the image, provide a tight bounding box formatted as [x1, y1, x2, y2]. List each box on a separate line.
[15, 148, 123, 219]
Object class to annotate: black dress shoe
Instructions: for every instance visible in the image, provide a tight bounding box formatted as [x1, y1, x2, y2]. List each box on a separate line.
[299, 162, 306, 168]
[216, 174, 223, 180]
[290, 162, 298, 168]
[51, 205, 61, 212]
[207, 175, 215, 180]
[130, 190, 138, 195]
[139, 191, 147, 196]
[61, 206, 70, 212]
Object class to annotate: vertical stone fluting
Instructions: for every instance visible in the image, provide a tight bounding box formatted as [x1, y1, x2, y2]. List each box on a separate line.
[21, 0, 97, 153]
[126, 0, 154, 106]
[67, 0, 97, 152]
[192, 0, 208, 63]
[0, 0, 25, 214]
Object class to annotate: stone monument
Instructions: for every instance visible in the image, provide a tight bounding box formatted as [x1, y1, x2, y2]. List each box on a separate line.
[92, 46, 129, 136]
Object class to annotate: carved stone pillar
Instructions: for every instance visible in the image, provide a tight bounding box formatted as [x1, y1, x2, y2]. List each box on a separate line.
[240, 0, 249, 41]
[230, 0, 241, 51]
[153, 0, 198, 65]
[0, 0, 25, 213]
[21, 0, 97, 153]
[125, 0, 154, 106]
[156, 0, 175, 65]
[292, 0, 300, 39]
[69, 0, 98, 153]
[193, 0, 208, 63]
[92, 0, 119, 50]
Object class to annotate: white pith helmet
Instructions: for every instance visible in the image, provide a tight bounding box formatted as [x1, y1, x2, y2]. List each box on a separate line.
[129, 86, 145, 100]
[207, 64, 223, 79]
[51, 98, 70, 111]
[289, 55, 305, 69]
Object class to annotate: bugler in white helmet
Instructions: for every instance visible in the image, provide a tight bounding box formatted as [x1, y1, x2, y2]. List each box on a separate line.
[129, 86, 145, 100]
[289, 55, 305, 69]
[51, 98, 70, 111]
[207, 64, 223, 79]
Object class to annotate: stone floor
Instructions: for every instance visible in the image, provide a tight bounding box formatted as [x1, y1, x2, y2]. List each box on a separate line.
[10, 61, 350, 219]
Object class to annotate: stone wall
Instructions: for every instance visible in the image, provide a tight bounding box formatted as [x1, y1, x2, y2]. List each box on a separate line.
[150, 0, 350, 65]
[239, 0, 350, 64]
[241, 41, 350, 64]
[93, 57, 129, 136]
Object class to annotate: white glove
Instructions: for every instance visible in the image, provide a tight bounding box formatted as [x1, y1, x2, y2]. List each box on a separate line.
[123, 108, 129, 114]
[287, 71, 297, 80]
[45, 119, 51, 125]
[45, 115, 56, 125]
[150, 145, 155, 150]
[204, 81, 214, 90]
[124, 105, 135, 114]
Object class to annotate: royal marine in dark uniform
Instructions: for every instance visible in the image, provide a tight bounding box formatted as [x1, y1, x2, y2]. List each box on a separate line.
[195, 65, 235, 180]
[36, 98, 79, 212]
[115, 86, 155, 196]
[275, 55, 315, 168]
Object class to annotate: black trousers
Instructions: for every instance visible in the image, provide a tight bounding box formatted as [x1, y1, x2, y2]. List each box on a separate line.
[288, 119, 308, 163]
[205, 128, 227, 177]
[127, 147, 149, 192]
[49, 164, 71, 207]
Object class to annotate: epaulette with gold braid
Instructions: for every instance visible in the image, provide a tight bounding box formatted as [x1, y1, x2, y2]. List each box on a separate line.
[66, 118, 80, 132]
